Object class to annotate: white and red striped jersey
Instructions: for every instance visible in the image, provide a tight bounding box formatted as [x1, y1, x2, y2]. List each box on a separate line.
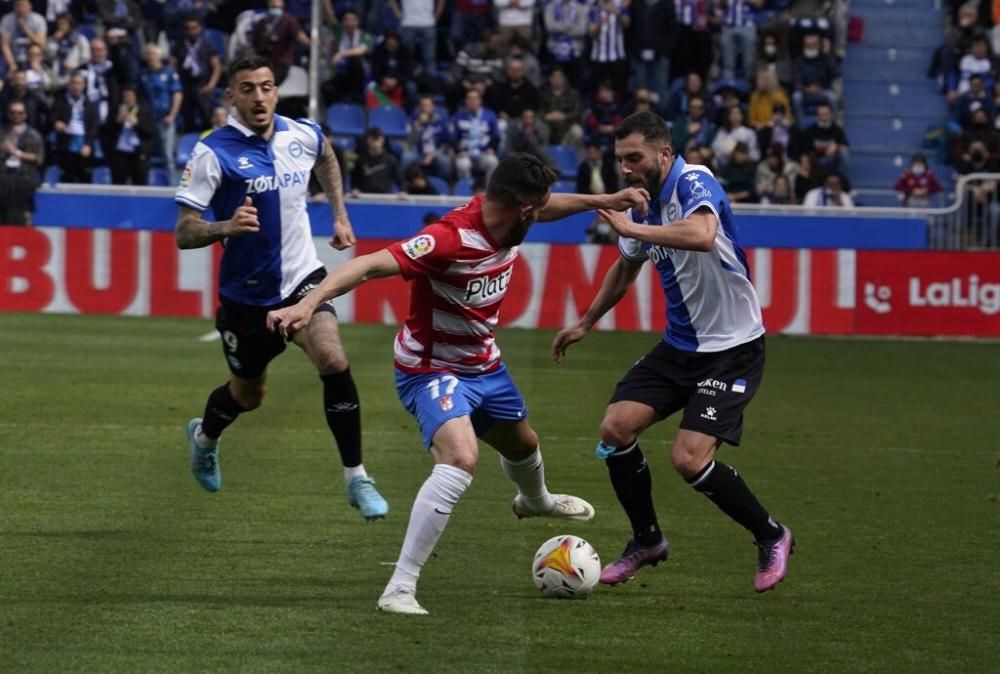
[387, 196, 516, 374]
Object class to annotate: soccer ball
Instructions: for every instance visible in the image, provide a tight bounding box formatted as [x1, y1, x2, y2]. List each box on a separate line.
[532, 535, 601, 599]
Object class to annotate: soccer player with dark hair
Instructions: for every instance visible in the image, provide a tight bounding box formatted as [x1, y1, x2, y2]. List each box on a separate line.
[552, 111, 794, 593]
[267, 152, 650, 615]
[173, 55, 389, 520]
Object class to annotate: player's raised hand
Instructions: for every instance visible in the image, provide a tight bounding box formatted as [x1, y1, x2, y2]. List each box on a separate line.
[225, 196, 260, 237]
[266, 304, 312, 338]
[605, 187, 650, 217]
[330, 212, 356, 250]
[596, 208, 636, 238]
[551, 323, 589, 363]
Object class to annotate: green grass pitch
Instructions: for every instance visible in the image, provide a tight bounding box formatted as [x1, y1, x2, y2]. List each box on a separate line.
[1, 313, 998, 673]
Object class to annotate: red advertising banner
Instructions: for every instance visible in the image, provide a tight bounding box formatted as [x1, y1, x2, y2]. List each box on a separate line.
[855, 251, 1000, 337]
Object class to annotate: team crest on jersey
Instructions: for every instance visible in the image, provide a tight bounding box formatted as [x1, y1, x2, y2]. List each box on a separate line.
[403, 235, 435, 260]
[439, 395, 453, 412]
[238, 156, 253, 169]
[179, 163, 193, 188]
[288, 140, 304, 157]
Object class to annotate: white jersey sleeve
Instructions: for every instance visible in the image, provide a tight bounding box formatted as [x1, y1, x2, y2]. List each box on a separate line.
[616, 208, 649, 262]
[175, 142, 222, 212]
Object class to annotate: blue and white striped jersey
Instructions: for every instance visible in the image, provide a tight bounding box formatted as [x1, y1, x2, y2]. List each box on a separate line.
[175, 114, 325, 306]
[618, 157, 764, 352]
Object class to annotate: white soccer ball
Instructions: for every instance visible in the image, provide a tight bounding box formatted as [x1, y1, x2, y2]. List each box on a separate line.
[532, 534, 601, 599]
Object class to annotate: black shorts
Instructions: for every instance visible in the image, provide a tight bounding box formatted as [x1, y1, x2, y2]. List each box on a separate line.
[215, 267, 337, 379]
[609, 336, 765, 446]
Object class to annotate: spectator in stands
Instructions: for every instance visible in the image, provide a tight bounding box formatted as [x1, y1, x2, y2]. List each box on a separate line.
[791, 32, 838, 119]
[201, 104, 228, 137]
[52, 71, 97, 183]
[719, 0, 761, 81]
[495, 0, 536, 45]
[674, 0, 713, 81]
[252, 0, 310, 85]
[588, 0, 630, 97]
[804, 172, 854, 208]
[931, 2, 980, 89]
[1, 0, 46, 72]
[448, 29, 504, 110]
[670, 92, 715, 154]
[628, 0, 676, 106]
[390, 0, 442, 77]
[504, 35, 542, 88]
[541, 67, 583, 148]
[351, 126, 404, 196]
[956, 74, 995, 128]
[323, 9, 371, 104]
[138, 44, 182, 183]
[403, 94, 453, 179]
[1, 99, 44, 185]
[712, 104, 759, 167]
[452, 0, 494, 51]
[894, 153, 944, 207]
[97, 0, 142, 42]
[365, 69, 405, 109]
[47, 13, 90, 88]
[485, 58, 541, 123]
[22, 43, 53, 95]
[665, 71, 708, 120]
[628, 87, 660, 117]
[174, 16, 222, 133]
[503, 108, 552, 166]
[799, 102, 848, 172]
[955, 139, 1000, 247]
[756, 102, 797, 155]
[761, 174, 794, 205]
[755, 142, 797, 198]
[793, 151, 823, 203]
[544, 0, 589, 87]
[758, 31, 792, 90]
[107, 84, 154, 185]
[403, 162, 439, 195]
[229, 7, 266, 63]
[576, 140, 620, 195]
[0, 69, 48, 131]
[584, 81, 623, 149]
[370, 29, 413, 86]
[956, 105, 1000, 161]
[719, 141, 758, 204]
[748, 68, 792, 130]
[80, 38, 119, 129]
[450, 87, 500, 181]
[686, 144, 718, 173]
[949, 34, 995, 103]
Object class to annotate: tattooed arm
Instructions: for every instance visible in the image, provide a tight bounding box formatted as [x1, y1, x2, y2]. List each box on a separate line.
[313, 136, 356, 250]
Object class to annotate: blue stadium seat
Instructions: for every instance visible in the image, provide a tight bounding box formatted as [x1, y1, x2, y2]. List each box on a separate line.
[547, 145, 579, 179]
[425, 175, 449, 195]
[91, 166, 111, 185]
[325, 103, 366, 137]
[43, 165, 61, 185]
[147, 167, 171, 186]
[453, 177, 474, 196]
[842, 82, 947, 117]
[203, 28, 227, 58]
[331, 136, 356, 152]
[368, 105, 408, 139]
[552, 179, 576, 193]
[175, 132, 200, 168]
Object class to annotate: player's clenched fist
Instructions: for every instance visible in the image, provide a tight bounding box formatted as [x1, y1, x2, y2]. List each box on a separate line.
[225, 196, 261, 237]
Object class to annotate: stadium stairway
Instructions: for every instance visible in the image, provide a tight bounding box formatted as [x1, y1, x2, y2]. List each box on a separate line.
[841, 0, 950, 198]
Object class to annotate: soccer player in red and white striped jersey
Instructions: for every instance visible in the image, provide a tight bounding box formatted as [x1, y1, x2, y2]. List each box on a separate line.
[267, 153, 649, 615]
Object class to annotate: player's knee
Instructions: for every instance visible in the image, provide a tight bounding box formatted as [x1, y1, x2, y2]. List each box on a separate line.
[314, 353, 349, 376]
[443, 447, 479, 475]
[599, 415, 637, 449]
[670, 442, 712, 479]
[233, 384, 265, 411]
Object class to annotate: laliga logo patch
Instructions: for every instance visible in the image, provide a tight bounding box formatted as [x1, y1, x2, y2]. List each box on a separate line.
[439, 394, 453, 412]
[403, 234, 435, 260]
[179, 163, 193, 188]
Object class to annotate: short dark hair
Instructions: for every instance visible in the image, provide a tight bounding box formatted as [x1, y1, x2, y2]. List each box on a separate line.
[486, 153, 558, 207]
[614, 111, 672, 147]
[227, 55, 273, 84]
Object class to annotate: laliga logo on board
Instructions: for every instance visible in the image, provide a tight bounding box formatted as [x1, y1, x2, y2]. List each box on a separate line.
[909, 274, 1000, 315]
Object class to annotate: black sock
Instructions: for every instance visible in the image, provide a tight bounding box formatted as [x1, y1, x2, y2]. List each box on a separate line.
[201, 383, 248, 439]
[687, 460, 782, 541]
[604, 441, 663, 547]
[321, 369, 362, 468]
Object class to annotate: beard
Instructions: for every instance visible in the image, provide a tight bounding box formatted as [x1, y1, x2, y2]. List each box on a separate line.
[626, 164, 663, 197]
[503, 217, 533, 248]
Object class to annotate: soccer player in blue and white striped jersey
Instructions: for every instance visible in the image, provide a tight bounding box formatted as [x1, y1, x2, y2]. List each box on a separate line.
[173, 55, 388, 519]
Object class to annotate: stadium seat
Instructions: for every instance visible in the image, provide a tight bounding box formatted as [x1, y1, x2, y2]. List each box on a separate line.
[425, 175, 449, 195]
[453, 177, 473, 196]
[43, 165, 61, 185]
[331, 136, 356, 152]
[175, 132, 200, 168]
[147, 168, 171, 186]
[547, 145, 579, 179]
[91, 166, 111, 185]
[368, 105, 408, 139]
[325, 103, 366, 137]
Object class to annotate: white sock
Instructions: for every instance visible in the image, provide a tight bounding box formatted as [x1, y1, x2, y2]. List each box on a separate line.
[194, 424, 217, 449]
[387, 463, 473, 592]
[500, 447, 554, 510]
[344, 464, 368, 483]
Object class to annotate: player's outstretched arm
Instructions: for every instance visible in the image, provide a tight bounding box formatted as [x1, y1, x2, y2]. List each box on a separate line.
[174, 199, 260, 249]
[313, 136, 356, 250]
[266, 249, 401, 337]
[596, 206, 718, 252]
[552, 256, 644, 363]
[537, 187, 650, 222]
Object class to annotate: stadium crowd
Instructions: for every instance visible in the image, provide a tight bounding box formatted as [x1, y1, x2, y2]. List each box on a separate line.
[7, 0, 968, 228]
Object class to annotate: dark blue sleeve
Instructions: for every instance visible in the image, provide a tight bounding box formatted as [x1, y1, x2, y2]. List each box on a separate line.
[676, 169, 725, 218]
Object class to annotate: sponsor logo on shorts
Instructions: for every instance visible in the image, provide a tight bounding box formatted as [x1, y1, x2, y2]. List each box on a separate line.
[698, 378, 728, 391]
[439, 394, 453, 412]
[732, 378, 747, 394]
[403, 234, 435, 260]
[700, 406, 717, 421]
